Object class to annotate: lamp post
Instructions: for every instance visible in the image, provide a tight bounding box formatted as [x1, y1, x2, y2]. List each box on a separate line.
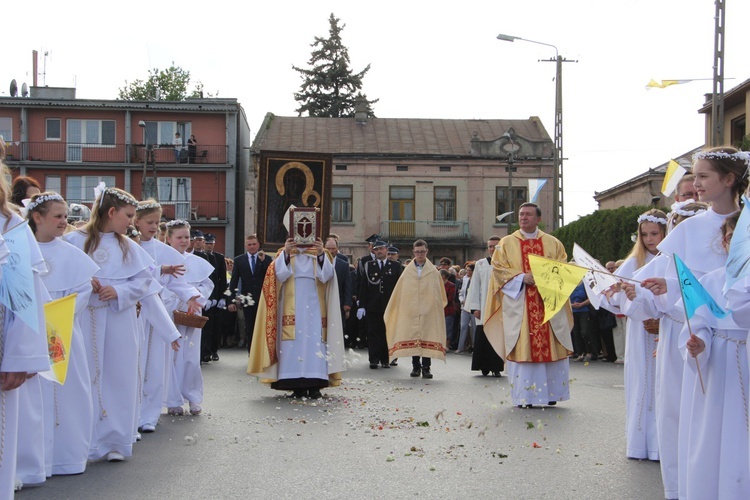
[496, 33, 574, 230]
[138, 120, 157, 201]
[502, 129, 521, 226]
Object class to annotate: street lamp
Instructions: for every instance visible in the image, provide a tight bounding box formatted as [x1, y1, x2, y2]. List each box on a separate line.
[497, 33, 574, 230]
[502, 129, 521, 227]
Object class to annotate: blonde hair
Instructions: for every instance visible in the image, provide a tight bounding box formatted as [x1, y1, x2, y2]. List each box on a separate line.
[26, 191, 67, 234]
[83, 187, 136, 257]
[626, 208, 667, 269]
[134, 199, 162, 221]
[166, 220, 191, 239]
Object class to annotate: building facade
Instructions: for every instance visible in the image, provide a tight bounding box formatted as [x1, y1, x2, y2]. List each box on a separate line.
[250, 114, 555, 264]
[0, 87, 250, 255]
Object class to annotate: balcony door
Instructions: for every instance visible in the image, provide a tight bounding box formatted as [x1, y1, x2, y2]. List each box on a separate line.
[158, 177, 191, 220]
[389, 186, 415, 239]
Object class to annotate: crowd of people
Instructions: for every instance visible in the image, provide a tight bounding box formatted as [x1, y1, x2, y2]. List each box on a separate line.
[2, 144, 750, 499]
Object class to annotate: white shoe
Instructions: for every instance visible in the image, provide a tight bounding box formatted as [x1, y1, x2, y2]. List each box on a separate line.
[107, 451, 125, 462]
[189, 402, 202, 415]
[141, 423, 156, 433]
[135, 432, 142, 442]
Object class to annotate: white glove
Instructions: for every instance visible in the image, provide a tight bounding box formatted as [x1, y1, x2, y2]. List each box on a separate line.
[204, 299, 216, 311]
[356, 308, 366, 320]
[218, 299, 226, 309]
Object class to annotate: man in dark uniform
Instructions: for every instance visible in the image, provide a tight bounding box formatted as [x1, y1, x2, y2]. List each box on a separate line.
[189, 229, 209, 260]
[228, 234, 272, 352]
[357, 240, 402, 368]
[201, 233, 227, 362]
[324, 236, 353, 335]
[354, 234, 380, 349]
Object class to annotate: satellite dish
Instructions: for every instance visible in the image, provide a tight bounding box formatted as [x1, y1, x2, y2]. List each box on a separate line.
[21, 83, 28, 97]
[9, 79, 17, 97]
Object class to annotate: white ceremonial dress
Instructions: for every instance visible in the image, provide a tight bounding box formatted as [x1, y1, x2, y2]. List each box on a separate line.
[0, 218, 49, 496]
[38, 238, 99, 476]
[603, 253, 659, 460]
[275, 252, 334, 383]
[679, 268, 749, 500]
[63, 231, 155, 460]
[163, 252, 213, 408]
[136, 238, 185, 429]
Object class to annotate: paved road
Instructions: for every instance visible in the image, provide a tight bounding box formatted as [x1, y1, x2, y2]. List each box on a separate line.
[18, 349, 663, 499]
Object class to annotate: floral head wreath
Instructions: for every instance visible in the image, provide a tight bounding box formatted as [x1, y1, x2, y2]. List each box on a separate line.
[637, 214, 668, 225]
[137, 201, 161, 212]
[165, 219, 190, 228]
[673, 206, 707, 218]
[25, 193, 65, 214]
[126, 227, 141, 238]
[92, 182, 138, 210]
[693, 150, 750, 178]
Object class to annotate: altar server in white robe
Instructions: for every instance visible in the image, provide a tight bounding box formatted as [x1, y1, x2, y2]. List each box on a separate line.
[682, 214, 749, 500]
[602, 208, 666, 461]
[163, 220, 212, 416]
[64, 185, 155, 463]
[27, 193, 99, 476]
[621, 202, 707, 499]
[639, 146, 747, 498]
[134, 202, 195, 434]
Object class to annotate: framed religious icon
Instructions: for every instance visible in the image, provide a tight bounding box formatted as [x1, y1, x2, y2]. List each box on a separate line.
[256, 151, 332, 250]
[289, 207, 321, 247]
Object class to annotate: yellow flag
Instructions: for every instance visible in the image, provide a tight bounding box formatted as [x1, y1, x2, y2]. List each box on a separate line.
[44, 294, 77, 385]
[528, 255, 587, 324]
[661, 159, 687, 196]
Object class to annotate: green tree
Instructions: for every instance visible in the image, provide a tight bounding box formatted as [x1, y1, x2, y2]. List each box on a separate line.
[118, 65, 211, 101]
[552, 205, 662, 264]
[293, 13, 378, 118]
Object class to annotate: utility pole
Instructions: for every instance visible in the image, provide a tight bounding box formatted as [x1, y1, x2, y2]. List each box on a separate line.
[711, 0, 726, 146]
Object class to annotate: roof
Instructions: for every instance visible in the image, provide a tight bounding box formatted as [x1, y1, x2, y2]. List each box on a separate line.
[698, 77, 750, 113]
[251, 114, 551, 157]
[0, 96, 242, 113]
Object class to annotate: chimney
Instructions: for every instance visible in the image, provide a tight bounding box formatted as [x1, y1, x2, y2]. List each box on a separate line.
[32, 50, 38, 87]
[354, 96, 368, 124]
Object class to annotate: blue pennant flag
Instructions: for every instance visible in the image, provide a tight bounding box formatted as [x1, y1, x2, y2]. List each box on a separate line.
[675, 253, 728, 319]
[724, 195, 750, 294]
[0, 221, 39, 333]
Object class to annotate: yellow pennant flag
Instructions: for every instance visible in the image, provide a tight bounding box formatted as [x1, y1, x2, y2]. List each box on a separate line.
[44, 294, 77, 385]
[661, 159, 687, 197]
[528, 255, 587, 324]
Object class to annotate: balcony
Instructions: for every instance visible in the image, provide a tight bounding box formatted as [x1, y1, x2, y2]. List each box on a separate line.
[379, 220, 470, 242]
[3, 141, 229, 165]
[67, 200, 230, 224]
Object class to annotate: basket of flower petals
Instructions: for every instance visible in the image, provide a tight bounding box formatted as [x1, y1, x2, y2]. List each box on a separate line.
[173, 310, 209, 329]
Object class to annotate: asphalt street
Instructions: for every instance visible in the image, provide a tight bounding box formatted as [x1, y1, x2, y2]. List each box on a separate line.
[18, 349, 664, 500]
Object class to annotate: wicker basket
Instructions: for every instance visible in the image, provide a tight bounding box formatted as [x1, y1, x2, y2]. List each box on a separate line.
[642, 318, 660, 335]
[173, 310, 209, 329]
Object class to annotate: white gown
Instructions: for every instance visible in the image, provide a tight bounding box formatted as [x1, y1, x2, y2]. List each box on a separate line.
[275, 252, 334, 384]
[64, 231, 155, 460]
[0, 217, 49, 496]
[680, 268, 749, 499]
[163, 252, 213, 408]
[603, 253, 659, 460]
[37, 238, 99, 476]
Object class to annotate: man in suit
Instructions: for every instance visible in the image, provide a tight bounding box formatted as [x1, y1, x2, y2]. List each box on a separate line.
[201, 233, 227, 363]
[357, 240, 402, 368]
[354, 234, 381, 349]
[324, 236, 353, 334]
[228, 234, 272, 352]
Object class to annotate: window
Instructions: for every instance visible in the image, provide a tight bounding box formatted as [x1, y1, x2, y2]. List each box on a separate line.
[332, 185, 352, 222]
[158, 177, 192, 220]
[335, 164, 348, 171]
[439, 166, 451, 172]
[142, 121, 192, 146]
[0, 117, 11, 141]
[66, 175, 116, 201]
[434, 186, 456, 221]
[496, 186, 528, 223]
[45, 175, 61, 194]
[46, 119, 61, 140]
[389, 186, 415, 220]
[66, 120, 115, 145]
[396, 165, 408, 172]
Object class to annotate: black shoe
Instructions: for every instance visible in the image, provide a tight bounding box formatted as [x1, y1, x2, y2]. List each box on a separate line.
[381, 362, 390, 369]
[492, 371, 501, 377]
[201, 356, 211, 363]
[481, 369, 489, 376]
[421, 368, 433, 379]
[308, 389, 322, 399]
[547, 401, 557, 406]
[410, 368, 421, 377]
[289, 390, 306, 399]
[211, 353, 219, 361]
[370, 363, 378, 369]
[390, 359, 398, 366]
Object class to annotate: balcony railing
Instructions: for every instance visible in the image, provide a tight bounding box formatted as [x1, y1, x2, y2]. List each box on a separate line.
[68, 200, 229, 223]
[3, 141, 228, 165]
[379, 220, 470, 241]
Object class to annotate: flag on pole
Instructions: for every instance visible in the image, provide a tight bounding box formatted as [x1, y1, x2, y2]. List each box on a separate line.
[572, 243, 619, 293]
[496, 211, 514, 223]
[661, 160, 687, 197]
[528, 254, 588, 323]
[674, 254, 728, 319]
[41, 294, 77, 385]
[724, 195, 750, 294]
[0, 221, 39, 333]
[527, 179, 548, 203]
[645, 79, 694, 90]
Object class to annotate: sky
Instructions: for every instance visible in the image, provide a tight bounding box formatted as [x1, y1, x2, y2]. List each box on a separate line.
[3, 0, 750, 224]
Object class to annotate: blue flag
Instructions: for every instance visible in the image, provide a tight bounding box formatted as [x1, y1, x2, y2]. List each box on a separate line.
[0, 221, 39, 333]
[724, 195, 750, 294]
[674, 253, 728, 319]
